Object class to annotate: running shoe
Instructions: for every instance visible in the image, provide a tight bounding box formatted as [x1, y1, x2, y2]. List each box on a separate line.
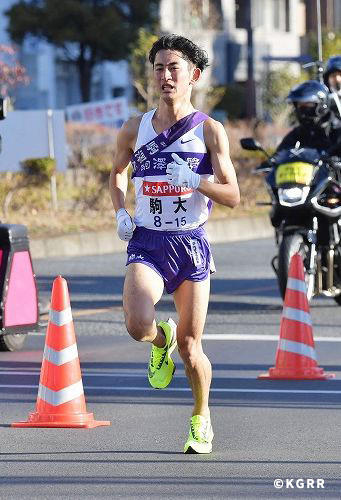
[148, 318, 177, 389]
[184, 414, 214, 454]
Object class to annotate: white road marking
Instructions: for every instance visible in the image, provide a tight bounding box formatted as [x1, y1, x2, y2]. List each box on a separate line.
[0, 383, 340, 395]
[0, 370, 148, 377]
[27, 332, 341, 341]
[203, 334, 341, 341]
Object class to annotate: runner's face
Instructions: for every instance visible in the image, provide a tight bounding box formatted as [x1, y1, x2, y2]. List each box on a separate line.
[153, 49, 198, 101]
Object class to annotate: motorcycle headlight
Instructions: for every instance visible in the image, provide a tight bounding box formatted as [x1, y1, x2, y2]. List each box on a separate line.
[281, 187, 304, 201]
[278, 186, 310, 206]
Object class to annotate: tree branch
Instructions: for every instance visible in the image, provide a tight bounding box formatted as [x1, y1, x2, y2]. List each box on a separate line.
[132, 80, 148, 101]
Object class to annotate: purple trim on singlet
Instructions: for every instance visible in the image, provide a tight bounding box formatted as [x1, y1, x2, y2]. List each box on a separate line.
[130, 226, 205, 236]
[132, 151, 213, 178]
[131, 111, 209, 179]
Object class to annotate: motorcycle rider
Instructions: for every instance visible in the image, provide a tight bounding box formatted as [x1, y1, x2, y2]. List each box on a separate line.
[276, 80, 341, 156]
[323, 55, 341, 127]
[262, 80, 341, 301]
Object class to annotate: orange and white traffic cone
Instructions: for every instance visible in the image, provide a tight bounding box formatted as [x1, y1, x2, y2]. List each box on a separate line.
[259, 253, 334, 380]
[12, 275, 111, 428]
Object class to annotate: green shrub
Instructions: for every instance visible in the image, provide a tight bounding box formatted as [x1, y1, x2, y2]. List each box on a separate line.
[21, 157, 56, 183]
[85, 155, 112, 183]
[216, 84, 247, 119]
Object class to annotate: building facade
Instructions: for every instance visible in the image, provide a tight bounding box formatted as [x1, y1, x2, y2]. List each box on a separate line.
[0, 0, 131, 110]
[1, 0, 339, 114]
[162, 0, 305, 80]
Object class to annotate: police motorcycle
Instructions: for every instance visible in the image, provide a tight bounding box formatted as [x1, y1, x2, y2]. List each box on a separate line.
[0, 97, 40, 351]
[240, 83, 341, 303]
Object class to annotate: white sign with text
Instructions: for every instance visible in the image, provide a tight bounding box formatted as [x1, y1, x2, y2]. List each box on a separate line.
[66, 97, 129, 129]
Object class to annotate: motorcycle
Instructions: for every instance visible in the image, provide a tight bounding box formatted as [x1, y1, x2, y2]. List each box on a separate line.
[240, 137, 341, 303]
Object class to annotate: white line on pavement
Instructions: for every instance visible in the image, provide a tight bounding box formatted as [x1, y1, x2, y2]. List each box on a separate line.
[202, 334, 341, 341]
[0, 370, 147, 377]
[29, 333, 341, 341]
[0, 383, 341, 395]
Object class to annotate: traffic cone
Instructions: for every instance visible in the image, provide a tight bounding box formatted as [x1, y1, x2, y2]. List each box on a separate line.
[12, 275, 111, 428]
[259, 253, 334, 380]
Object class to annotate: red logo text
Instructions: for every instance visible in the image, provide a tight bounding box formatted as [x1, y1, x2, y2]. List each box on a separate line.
[143, 180, 193, 197]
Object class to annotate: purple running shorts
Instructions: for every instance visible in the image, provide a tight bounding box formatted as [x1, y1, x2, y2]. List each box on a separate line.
[126, 226, 215, 294]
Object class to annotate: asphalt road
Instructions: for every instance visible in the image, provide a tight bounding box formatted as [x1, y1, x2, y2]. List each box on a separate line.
[1, 238, 341, 499]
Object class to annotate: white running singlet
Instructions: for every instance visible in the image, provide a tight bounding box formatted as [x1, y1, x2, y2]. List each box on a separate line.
[132, 109, 214, 231]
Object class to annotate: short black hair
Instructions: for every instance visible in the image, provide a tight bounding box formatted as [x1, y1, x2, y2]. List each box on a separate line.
[149, 34, 209, 71]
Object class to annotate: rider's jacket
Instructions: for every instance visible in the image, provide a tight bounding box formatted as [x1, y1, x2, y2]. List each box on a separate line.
[277, 124, 341, 158]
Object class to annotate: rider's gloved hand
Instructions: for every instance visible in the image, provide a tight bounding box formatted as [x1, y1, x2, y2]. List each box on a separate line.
[330, 156, 341, 169]
[116, 208, 135, 241]
[166, 153, 201, 189]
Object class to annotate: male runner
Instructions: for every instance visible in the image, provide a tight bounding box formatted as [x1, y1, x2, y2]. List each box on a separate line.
[109, 34, 240, 454]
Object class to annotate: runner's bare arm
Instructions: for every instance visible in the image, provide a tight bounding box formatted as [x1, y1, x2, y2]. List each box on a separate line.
[199, 119, 240, 208]
[109, 117, 141, 212]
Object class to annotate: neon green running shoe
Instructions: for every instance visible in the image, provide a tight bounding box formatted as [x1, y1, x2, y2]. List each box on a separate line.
[184, 415, 214, 454]
[148, 318, 177, 389]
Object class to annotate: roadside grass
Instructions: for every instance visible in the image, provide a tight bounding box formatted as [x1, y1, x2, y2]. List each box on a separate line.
[0, 120, 288, 239]
[1, 172, 269, 239]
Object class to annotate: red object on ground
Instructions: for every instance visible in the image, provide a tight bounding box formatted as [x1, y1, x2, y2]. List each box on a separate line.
[259, 253, 334, 380]
[12, 275, 111, 428]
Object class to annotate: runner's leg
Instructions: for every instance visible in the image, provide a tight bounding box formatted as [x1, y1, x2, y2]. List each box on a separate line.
[173, 277, 211, 418]
[123, 263, 166, 346]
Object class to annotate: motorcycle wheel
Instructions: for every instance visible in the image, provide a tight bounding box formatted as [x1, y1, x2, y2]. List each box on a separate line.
[277, 233, 315, 302]
[0, 333, 26, 351]
[334, 295, 341, 305]
[333, 247, 341, 306]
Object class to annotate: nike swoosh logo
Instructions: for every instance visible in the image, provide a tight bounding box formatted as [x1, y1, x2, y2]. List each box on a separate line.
[181, 138, 195, 144]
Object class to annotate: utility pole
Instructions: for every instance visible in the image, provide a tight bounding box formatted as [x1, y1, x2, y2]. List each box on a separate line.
[47, 109, 58, 211]
[245, 0, 256, 118]
[316, 0, 323, 62]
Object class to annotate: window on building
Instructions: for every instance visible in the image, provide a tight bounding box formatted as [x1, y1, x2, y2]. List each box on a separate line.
[272, 0, 290, 31]
[183, 0, 221, 30]
[112, 87, 125, 98]
[296, 0, 306, 36]
[235, 0, 264, 29]
[252, 0, 266, 28]
[56, 60, 80, 107]
[210, 0, 223, 28]
[273, 0, 282, 29]
[285, 0, 290, 31]
[182, 0, 203, 30]
[235, 0, 248, 29]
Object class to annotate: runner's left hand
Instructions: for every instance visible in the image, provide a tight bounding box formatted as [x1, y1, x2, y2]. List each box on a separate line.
[116, 208, 135, 241]
[166, 153, 201, 189]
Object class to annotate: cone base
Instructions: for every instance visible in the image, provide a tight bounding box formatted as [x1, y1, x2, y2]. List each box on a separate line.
[12, 421, 110, 428]
[258, 367, 335, 380]
[12, 411, 110, 428]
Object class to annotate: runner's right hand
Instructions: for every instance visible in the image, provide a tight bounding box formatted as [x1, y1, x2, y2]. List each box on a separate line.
[116, 208, 135, 241]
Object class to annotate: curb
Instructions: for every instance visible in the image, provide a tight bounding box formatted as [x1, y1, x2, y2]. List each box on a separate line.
[29, 215, 273, 259]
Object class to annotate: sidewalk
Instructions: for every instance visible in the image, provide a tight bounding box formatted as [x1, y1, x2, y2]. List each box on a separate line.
[29, 215, 273, 259]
